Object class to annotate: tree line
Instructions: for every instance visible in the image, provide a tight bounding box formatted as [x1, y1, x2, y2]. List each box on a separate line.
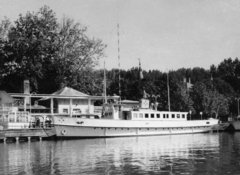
[0, 6, 239, 119]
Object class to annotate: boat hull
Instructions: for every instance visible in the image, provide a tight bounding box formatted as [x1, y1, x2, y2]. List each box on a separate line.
[230, 121, 240, 131]
[52, 116, 219, 138]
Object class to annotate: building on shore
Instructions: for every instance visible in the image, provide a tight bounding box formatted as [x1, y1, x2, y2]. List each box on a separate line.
[0, 80, 119, 130]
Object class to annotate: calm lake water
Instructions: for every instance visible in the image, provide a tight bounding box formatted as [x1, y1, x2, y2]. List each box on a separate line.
[1, 132, 240, 175]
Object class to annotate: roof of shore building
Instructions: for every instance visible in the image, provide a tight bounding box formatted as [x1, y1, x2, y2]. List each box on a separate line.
[0, 91, 14, 104]
[52, 87, 89, 97]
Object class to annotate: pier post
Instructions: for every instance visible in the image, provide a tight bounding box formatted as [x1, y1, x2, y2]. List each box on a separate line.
[88, 98, 91, 114]
[28, 137, 31, 142]
[70, 99, 72, 117]
[39, 137, 42, 141]
[15, 137, 19, 142]
[3, 138, 6, 143]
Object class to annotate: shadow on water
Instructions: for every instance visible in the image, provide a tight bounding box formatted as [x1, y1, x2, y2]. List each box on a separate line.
[1, 133, 240, 175]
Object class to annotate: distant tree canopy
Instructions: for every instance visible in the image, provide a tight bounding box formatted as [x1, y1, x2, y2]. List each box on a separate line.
[0, 6, 240, 118]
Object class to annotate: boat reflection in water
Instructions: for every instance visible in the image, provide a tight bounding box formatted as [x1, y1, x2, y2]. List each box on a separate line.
[1, 133, 240, 175]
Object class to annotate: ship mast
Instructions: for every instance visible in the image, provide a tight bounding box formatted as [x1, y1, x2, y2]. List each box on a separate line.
[103, 61, 107, 104]
[167, 71, 171, 111]
[117, 13, 121, 103]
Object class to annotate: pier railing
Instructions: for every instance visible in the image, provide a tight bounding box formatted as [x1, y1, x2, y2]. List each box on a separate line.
[5, 122, 54, 129]
[0, 111, 53, 129]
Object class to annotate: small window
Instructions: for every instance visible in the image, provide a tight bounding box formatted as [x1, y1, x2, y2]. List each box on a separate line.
[134, 113, 138, 118]
[177, 114, 180, 118]
[156, 114, 160, 118]
[63, 109, 68, 114]
[172, 114, 175, 118]
[166, 114, 169, 118]
[139, 113, 143, 118]
[145, 113, 149, 118]
[163, 114, 166, 118]
[182, 114, 185, 118]
[73, 109, 81, 114]
[151, 114, 154, 118]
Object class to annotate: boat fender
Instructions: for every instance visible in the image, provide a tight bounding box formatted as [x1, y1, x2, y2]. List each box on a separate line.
[61, 130, 66, 135]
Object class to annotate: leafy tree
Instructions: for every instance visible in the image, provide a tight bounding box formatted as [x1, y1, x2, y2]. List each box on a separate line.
[191, 80, 229, 118]
[107, 68, 141, 100]
[217, 58, 240, 93]
[0, 17, 12, 86]
[53, 16, 106, 89]
[0, 17, 11, 40]
[208, 90, 229, 118]
[1, 6, 59, 92]
[0, 6, 106, 95]
[210, 64, 218, 78]
[175, 82, 194, 112]
[71, 69, 104, 95]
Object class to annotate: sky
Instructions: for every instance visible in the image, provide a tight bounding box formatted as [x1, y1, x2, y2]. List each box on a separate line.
[1, 0, 240, 71]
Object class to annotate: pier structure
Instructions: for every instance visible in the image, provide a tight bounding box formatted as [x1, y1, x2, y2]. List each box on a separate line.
[0, 80, 119, 142]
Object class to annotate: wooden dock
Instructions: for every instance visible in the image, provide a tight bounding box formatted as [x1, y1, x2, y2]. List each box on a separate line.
[0, 128, 56, 142]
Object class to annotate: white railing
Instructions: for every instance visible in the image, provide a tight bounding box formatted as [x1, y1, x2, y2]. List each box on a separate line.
[0, 111, 29, 122]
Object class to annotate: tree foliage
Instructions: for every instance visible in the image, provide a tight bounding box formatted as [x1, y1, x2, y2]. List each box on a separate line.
[190, 80, 229, 118]
[0, 6, 106, 94]
[54, 16, 106, 87]
[1, 6, 59, 92]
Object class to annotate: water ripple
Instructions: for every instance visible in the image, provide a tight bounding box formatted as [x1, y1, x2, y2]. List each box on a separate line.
[1, 133, 240, 174]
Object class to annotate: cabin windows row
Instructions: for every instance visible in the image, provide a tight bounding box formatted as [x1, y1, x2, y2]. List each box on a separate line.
[163, 114, 185, 119]
[135, 113, 160, 118]
[133, 113, 186, 119]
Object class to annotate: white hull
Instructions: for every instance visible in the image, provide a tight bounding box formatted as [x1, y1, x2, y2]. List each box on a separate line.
[52, 116, 219, 138]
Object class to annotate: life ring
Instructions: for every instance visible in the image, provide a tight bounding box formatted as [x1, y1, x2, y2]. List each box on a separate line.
[61, 130, 66, 135]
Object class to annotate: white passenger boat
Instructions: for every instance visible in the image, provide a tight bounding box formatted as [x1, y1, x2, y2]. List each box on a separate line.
[52, 98, 219, 138]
